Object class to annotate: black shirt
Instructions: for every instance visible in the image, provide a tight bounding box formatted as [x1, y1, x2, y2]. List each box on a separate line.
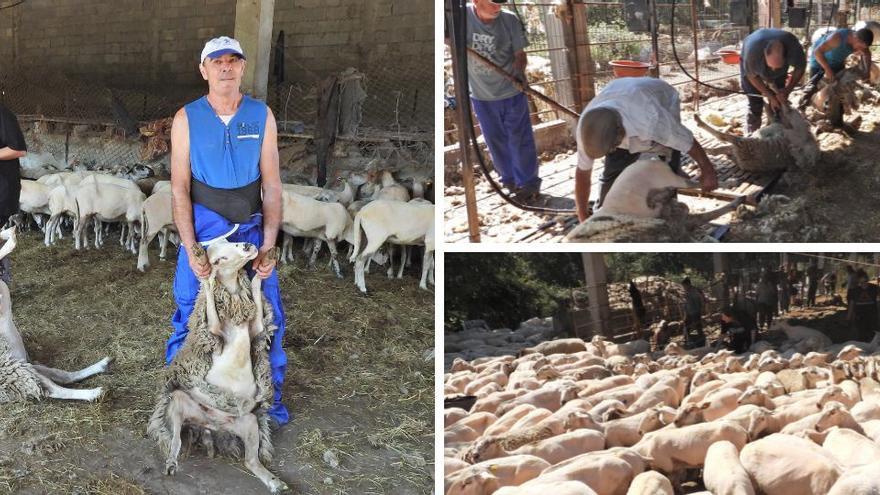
[0, 104, 26, 218]
[851, 283, 879, 313]
[0, 104, 26, 170]
[722, 308, 758, 335]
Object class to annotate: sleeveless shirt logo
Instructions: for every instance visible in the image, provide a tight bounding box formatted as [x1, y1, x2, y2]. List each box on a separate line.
[236, 122, 261, 140]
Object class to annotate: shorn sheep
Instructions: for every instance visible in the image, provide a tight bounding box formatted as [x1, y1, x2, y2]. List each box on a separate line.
[0, 227, 112, 403]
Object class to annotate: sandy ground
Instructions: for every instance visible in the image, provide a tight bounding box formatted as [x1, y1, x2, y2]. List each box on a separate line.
[0, 231, 433, 494]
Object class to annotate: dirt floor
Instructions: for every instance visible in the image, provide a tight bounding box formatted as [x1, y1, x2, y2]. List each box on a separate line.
[0, 231, 434, 495]
[445, 84, 880, 243]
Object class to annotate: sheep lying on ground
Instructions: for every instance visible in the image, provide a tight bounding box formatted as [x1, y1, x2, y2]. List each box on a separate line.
[564, 159, 743, 242]
[694, 103, 819, 172]
[147, 240, 286, 493]
[0, 227, 111, 403]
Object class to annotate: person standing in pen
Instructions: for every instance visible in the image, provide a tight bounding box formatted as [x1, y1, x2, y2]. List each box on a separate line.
[164, 36, 289, 427]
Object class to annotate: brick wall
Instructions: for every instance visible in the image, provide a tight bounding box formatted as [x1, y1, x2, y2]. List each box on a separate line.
[0, 0, 433, 88]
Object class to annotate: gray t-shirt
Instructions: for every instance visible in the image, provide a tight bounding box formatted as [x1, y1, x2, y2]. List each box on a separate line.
[742, 28, 806, 81]
[466, 5, 529, 101]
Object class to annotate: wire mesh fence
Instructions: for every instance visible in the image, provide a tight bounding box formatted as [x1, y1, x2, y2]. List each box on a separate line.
[1, 34, 433, 181]
[444, 0, 871, 145]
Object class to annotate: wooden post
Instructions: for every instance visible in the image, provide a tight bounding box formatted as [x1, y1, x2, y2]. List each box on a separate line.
[649, 0, 661, 78]
[449, 0, 482, 242]
[713, 253, 729, 309]
[234, 0, 275, 101]
[582, 253, 610, 338]
[546, 3, 577, 123]
[772, 0, 782, 27]
[571, 1, 597, 104]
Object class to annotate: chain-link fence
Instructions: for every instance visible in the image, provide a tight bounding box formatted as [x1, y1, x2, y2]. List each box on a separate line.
[1, 36, 432, 183]
[444, 0, 872, 145]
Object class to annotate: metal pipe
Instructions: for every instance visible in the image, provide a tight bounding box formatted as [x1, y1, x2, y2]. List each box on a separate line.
[690, 0, 701, 110]
[466, 47, 580, 118]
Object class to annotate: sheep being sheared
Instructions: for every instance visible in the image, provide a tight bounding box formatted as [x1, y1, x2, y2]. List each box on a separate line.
[810, 66, 864, 127]
[564, 158, 744, 242]
[694, 103, 819, 173]
[147, 240, 287, 493]
[0, 227, 112, 403]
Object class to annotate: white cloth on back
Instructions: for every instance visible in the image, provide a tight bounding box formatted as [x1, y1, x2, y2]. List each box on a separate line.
[576, 77, 695, 171]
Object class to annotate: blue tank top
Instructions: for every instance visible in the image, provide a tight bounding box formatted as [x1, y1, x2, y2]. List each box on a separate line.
[810, 28, 854, 72]
[184, 95, 267, 189]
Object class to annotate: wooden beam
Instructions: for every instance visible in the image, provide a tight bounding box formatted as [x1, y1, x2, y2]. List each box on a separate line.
[234, 0, 275, 101]
[582, 253, 610, 338]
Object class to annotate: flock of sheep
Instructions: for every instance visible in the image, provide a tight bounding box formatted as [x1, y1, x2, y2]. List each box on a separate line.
[11, 167, 435, 293]
[444, 319, 880, 494]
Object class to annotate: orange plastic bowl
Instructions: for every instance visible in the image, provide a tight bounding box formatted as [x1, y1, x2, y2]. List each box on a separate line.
[717, 50, 741, 65]
[609, 60, 650, 78]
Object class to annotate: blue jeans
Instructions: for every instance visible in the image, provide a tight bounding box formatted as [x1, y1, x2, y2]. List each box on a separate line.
[165, 204, 289, 426]
[471, 92, 541, 191]
[740, 62, 788, 132]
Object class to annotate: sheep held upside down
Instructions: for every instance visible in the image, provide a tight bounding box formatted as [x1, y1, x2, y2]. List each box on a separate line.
[147, 240, 287, 493]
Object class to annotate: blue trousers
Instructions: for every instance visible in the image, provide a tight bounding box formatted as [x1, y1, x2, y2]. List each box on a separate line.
[165, 204, 289, 425]
[471, 92, 541, 191]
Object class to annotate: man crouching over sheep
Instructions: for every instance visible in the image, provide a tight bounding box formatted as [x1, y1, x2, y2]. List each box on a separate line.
[148, 239, 287, 493]
[573, 77, 718, 222]
[164, 36, 289, 428]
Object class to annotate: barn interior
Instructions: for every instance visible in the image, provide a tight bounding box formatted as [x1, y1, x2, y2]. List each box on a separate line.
[0, 1, 433, 493]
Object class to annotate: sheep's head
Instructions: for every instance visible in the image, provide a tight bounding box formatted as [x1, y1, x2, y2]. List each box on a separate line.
[691, 370, 719, 388]
[816, 387, 846, 408]
[460, 436, 503, 464]
[638, 406, 675, 435]
[837, 345, 863, 361]
[205, 239, 259, 277]
[815, 401, 848, 431]
[672, 402, 708, 428]
[448, 470, 500, 495]
[738, 386, 769, 406]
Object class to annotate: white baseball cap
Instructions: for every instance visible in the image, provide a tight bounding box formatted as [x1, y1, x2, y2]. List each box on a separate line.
[200, 36, 246, 63]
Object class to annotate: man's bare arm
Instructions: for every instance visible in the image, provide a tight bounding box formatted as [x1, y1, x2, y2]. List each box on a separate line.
[0, 147, 25, 160]
[259, 108, 282, 249]
[574, 168, 592, 222]
[252, 108, 282, 279]
[169, 107, 208, 277]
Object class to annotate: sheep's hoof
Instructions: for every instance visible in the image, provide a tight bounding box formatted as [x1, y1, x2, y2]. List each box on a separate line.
[165, 460, 178, 475]
[88, 387, 105, 402]
[268, 478, 289, 493]
[100, 356, 115, 372]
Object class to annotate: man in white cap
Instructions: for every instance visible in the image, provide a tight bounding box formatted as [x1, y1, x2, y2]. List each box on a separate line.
[165, 36, 289, 426]
[573, 77, 718, 222]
